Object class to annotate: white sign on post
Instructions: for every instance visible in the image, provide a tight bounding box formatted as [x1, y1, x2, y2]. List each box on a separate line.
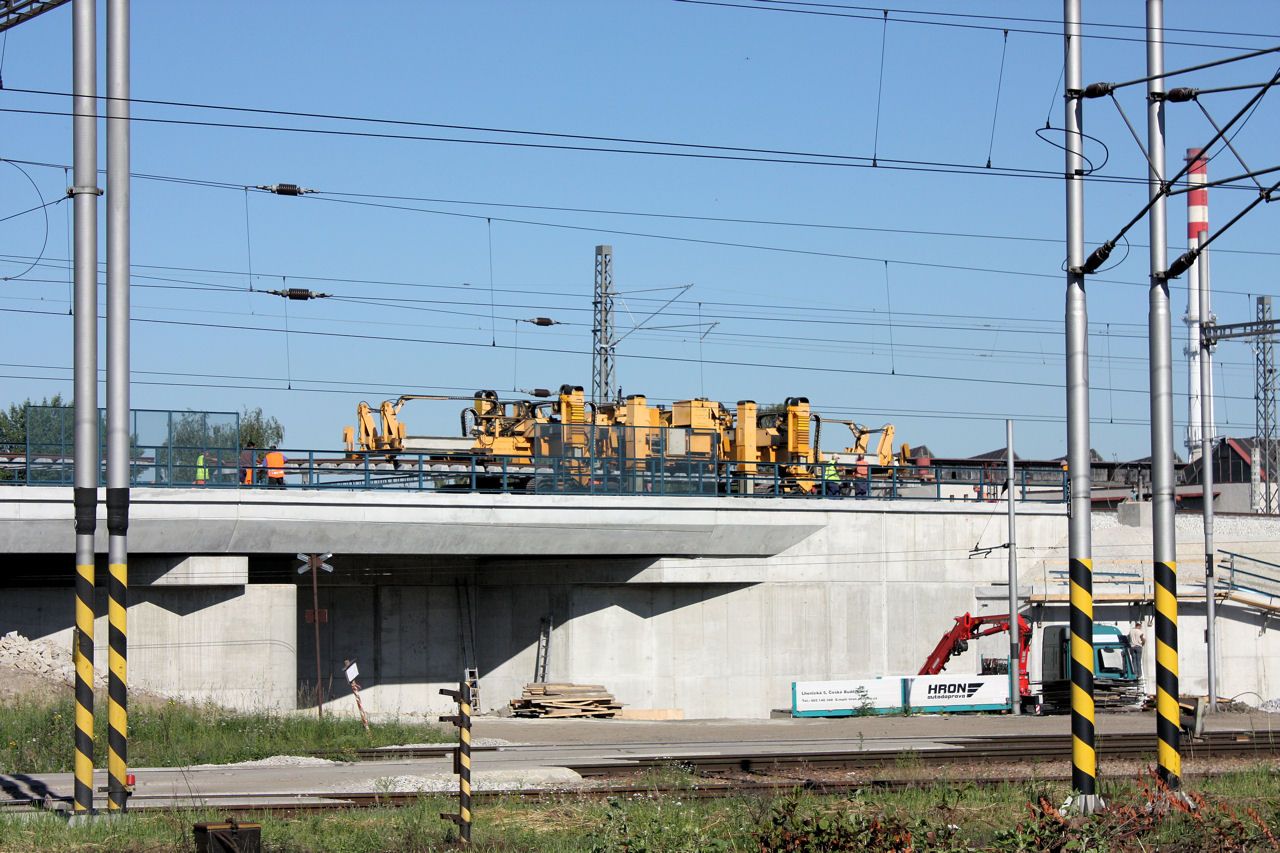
[344, 661, 359, 683]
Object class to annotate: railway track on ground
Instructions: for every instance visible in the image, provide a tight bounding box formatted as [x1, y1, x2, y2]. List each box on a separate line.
[6, 730, 1276, 816]
[321, 729, 1280, 775]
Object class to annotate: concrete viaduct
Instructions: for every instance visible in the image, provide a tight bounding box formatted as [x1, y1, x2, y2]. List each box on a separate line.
[2, 486, 1277, 717]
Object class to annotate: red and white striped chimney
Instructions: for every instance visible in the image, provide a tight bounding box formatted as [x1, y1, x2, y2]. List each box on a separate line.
[1186, 148, 1213, 458]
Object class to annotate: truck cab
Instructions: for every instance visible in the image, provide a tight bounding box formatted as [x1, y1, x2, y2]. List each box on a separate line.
[1031, 622, 1141, 712]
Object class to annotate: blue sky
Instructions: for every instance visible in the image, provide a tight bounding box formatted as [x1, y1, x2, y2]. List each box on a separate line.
[2, 1, 1279, 460]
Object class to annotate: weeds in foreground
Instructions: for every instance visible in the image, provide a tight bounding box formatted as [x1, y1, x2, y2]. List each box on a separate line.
[0, 768, 1277, 852]
[0, 697, 449, 773]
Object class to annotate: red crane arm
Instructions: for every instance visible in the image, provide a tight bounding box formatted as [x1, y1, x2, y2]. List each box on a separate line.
[918, 612, 1032, 697]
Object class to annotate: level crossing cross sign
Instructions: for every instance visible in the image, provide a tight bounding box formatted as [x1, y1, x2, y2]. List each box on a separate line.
[296, 553, 334, 574]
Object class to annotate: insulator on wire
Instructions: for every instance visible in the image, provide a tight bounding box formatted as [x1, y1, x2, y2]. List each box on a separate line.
[265, 288, 330, 300]
[256, 183, 312, 196]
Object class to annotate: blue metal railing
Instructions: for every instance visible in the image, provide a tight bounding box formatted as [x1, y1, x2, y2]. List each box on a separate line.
[1216, 550, 1280, 605]
[0, 443, 1069, 502]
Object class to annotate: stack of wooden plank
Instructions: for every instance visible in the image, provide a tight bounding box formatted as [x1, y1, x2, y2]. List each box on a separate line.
[509, 683, 622, 718]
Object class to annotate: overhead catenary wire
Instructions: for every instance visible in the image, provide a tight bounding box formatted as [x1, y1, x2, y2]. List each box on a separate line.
[5, 156, 1279, 255]
[674, 0, 1275, 51]
[1079, 66, 1280, 275]
[871, 9, 889, 166]
[6, 256, 1279, 348]
[749, 0, 1280, 44]
[3, 97, 1270, 194]
[0, 359, 1260, 435]
[0, 159, 52, 282]
[986, 29, 1009, 168]
[1, 302, 1268, 403]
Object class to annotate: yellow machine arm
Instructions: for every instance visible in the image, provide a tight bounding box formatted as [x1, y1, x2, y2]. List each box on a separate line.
[831, 420, 910, 466]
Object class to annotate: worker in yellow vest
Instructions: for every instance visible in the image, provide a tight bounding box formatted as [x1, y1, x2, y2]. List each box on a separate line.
[264, 446, 287, 488]
[194, 452, 208, 486]
[822, 457, 842, 497]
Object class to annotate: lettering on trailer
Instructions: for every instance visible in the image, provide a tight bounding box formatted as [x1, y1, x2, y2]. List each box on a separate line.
[926, 682, 983, 698]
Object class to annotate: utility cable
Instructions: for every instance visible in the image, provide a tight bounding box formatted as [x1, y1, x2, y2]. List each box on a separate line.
[0, 192, 65, 224]
[675, 0, 1267, 51]
[752, 0, 1280, 44]
[1195, 100, 1263, 190]
[62, 166, 70, 312]
[1106, 324, 1115, 424]
[281, 277, 293, 390]
[986, 29, 1009, 168]
[871, 9, 888, 166]
[0, 303, 1168, 397]
[0, 103, 1081, 183]
[0, 359, 1262, 434]
[1104, 45, 1280, 92]
[882, 260, 895, 373]
[0, 159, 50, 281]
[1044, 60, 1065, 128]
[242, 188, 256, 314]
[1079, 67, 1280, 274]
[486, 217, 496, 346]
[6, 258, 1279, 343]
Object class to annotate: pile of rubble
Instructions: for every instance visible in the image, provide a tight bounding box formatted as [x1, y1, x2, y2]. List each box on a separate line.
[0, 630, 101, 687]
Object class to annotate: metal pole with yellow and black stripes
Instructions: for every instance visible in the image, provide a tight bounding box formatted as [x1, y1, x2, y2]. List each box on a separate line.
[105, 0, 132, 812]
[105, 517, 129, 811]
[1063, 0, 1101, 813]
[439, 679, 473, 843]
[1144, 0, 1181, 791]
[70, 0, 100, 815]
[72, 499, 97, 815]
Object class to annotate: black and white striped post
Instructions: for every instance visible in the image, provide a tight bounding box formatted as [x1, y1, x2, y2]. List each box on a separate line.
[439, 679, 473, 844]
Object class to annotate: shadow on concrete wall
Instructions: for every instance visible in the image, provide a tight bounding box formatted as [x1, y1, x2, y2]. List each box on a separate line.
[292, 554, 753, 709]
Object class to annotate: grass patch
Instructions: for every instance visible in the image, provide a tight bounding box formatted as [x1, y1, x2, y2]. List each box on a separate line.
[0, 696, 449, 773]
[1, 769, 1277, 852]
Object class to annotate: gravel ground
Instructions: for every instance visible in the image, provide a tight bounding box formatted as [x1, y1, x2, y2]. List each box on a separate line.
[201, 755, 341, 768]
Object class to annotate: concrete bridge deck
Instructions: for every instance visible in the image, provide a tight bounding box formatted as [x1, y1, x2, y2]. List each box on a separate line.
[0, 485, 1063, 557]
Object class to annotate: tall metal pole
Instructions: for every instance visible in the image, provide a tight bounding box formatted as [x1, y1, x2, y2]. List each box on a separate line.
[70, 0, 99, 817]
[1146, 0, 1181, 791]
[1197, 230, 1216, 712]
[1006, 419, 1020, 715]
[1064, 0, 1099, 811]
[105, 0, 131, 812]
[311, 554, 324, 719]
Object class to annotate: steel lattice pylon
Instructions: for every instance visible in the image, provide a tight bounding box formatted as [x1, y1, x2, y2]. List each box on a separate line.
[1256, 296, 1279, 514]
[0, 0, 69, 32]
[591, 245, 615, 406]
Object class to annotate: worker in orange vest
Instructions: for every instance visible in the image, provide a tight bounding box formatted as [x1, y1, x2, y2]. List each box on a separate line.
[264, 446, 287, 488]
[852, 453, 869, 497]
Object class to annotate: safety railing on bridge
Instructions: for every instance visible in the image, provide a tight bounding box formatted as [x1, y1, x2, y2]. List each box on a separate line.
[1, 443, 1068, 502]
[1216, 550, 1280, 611]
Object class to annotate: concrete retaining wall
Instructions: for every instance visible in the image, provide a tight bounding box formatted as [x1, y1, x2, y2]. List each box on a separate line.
[308, 503, 1069, 719]
[0, 584, 296, 711]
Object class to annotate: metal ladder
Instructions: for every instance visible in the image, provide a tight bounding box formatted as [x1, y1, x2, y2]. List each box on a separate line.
[533, 616, 552, 683]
